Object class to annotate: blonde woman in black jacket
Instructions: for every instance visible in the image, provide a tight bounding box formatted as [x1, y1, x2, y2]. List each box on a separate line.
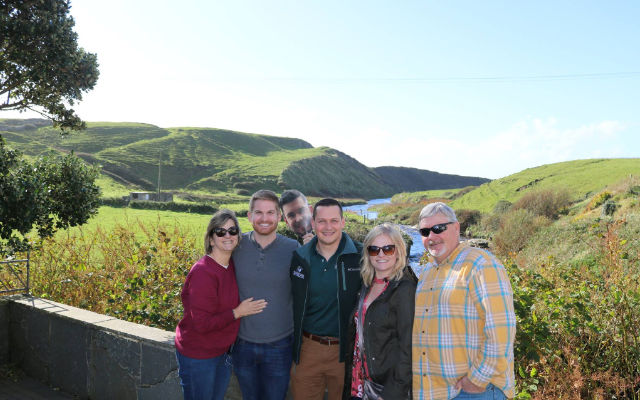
[343, 223, 416, 400]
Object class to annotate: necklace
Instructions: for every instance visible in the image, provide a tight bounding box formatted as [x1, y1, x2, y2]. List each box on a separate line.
[373, 276, 388, 284]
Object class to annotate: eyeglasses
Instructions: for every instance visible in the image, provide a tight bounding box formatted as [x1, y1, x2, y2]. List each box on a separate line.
[419, 222, 454, 237]
[367, 244, 396, 256]
[213, 227, 239, 237]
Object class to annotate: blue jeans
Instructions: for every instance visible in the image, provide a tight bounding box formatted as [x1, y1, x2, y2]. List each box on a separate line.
[176, 349, 232, 400]
[231, 335, 293, 400]
[455, 383, 507, 399]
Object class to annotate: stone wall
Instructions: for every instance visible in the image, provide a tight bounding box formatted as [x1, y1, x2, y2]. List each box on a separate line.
[1, 295, 242, 400]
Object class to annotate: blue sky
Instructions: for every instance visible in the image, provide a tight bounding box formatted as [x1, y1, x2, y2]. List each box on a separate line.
[4, 1, 639, 179]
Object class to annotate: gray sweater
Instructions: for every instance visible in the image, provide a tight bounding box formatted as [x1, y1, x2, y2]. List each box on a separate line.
[232, 232, 299, 343]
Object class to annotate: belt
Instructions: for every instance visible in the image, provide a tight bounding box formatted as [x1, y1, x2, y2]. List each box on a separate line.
[303, 331, 339, 345]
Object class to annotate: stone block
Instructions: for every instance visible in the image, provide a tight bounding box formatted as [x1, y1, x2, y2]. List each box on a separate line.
[137, 342, 181, 399]
[49, 313, 90, 398]
[89, 330, 140, 400]
[137, 369, 182, 400]
[9, 302, 50, 382]
[0, 299, 9, 364]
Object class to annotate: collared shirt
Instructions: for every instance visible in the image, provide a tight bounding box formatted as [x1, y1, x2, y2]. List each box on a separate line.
[412, 244, 516, 399]
[302, 234, 346, 337]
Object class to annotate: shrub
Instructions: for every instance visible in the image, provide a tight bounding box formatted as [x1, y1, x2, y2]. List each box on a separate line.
[585, 190, 613, 212]
[512, 188, 572, 219]
[454, 209, 482, 235]
[492, 200, 512, 214]
[100, 197, 128, 207]
[601, 200, 617, 217]
[493, 209, 550, 257]
[29, 219, 200, 330]
[128, 200, 217, 214]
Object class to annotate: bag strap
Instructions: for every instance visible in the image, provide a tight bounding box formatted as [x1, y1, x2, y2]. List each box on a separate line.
[356, 286, 368, 354]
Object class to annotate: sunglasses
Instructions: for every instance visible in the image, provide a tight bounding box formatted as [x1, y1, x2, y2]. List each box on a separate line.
[367, 244, 396, 256]
[419, 222, 454, 237]
[213, 227, 239, 237]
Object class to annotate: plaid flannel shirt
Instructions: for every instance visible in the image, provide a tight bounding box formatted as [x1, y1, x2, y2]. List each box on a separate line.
[412, 244, 516, 399]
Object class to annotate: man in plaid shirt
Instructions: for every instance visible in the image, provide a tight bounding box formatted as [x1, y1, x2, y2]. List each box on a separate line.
[412, 202, 516, 399]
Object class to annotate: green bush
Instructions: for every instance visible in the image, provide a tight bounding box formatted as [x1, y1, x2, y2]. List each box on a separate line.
[512, 188, 572, 219]
[129, 201, 217, 214]
[100, 197, 128, 207]
[492, 200, 512, 214]
[454, 209, 481, 235]
[493, 209, 550, 257]
[585, 190, 613, 211]
[509, 219, 640, 398]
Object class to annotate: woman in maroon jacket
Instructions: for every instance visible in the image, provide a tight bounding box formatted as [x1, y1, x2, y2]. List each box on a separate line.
[175, 209, 267, 400]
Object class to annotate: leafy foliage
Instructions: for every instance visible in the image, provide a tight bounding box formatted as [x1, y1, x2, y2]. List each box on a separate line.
[0, 137, 100, 253]
[0, 0, 99, 130]
[511, 188, 572, 219]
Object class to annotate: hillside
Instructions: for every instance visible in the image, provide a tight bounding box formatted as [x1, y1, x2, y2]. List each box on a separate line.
[374, 166, 490, 192]
[0, 118, 490, 199]
[449, 158, 640, 212]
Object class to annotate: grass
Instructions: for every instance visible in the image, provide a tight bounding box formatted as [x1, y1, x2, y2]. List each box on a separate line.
[450, 158, 640, 213]
[2, 120, 396, 198]
[62, 206, 253, 240]
[391, 187, 464, 203]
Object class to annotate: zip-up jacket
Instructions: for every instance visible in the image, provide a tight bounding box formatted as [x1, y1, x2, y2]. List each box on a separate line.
[343, 272, 416, 399]
[290, 233, 363, 364]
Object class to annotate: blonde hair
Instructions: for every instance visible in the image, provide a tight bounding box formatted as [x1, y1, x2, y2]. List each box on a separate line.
[360, 223, 407, 286]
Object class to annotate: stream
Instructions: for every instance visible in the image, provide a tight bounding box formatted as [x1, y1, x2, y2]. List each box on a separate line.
[344, 198, 425, 267]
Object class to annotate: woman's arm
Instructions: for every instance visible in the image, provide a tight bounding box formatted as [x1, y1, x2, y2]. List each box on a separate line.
[381, 280, 416, 399]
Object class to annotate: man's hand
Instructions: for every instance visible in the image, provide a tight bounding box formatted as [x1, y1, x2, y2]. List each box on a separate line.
[455, 376, 485, 393]
[301, 232, 314, 245]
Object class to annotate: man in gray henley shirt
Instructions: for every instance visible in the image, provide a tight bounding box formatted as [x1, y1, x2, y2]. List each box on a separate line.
[232, 189, 299, 399]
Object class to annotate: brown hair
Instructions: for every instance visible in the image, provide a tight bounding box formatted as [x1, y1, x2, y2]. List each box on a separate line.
[249, 189, 280, 213]
[204, 209, 241, 254]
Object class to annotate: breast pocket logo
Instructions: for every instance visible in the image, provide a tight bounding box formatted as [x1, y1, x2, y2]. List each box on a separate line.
[292, 266, 305, 279]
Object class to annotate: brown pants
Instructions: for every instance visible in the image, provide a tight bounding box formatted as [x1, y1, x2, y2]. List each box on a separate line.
[290, 336, 345, 400]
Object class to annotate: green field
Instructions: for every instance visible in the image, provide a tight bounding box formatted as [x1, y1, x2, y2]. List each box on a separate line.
[450, 158, 640, 212]
[63, 206, 253, 240]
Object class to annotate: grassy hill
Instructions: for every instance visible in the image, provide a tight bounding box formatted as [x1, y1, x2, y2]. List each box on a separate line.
[1, 118, 489, 199]
[450, 158, 640, 213]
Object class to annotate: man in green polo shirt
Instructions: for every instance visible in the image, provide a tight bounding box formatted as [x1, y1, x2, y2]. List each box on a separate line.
[290, 198, 363, 400]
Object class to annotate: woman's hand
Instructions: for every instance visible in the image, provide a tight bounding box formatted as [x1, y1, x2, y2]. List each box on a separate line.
[233, 297, 267, 319]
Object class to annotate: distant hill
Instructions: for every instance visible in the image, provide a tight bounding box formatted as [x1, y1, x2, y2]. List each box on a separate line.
[449, 158, 640, 212]
[0, 118, 489, 199]
[374, 166, 490, 192]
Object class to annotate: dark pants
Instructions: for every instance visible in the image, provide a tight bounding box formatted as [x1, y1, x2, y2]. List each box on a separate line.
[176, 349, 232, 400]
[232, 335, 293, 400]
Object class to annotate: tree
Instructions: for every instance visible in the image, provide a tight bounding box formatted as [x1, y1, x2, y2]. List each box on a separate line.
[0, 0, 99, 131]
[0, 136, 101, 254]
